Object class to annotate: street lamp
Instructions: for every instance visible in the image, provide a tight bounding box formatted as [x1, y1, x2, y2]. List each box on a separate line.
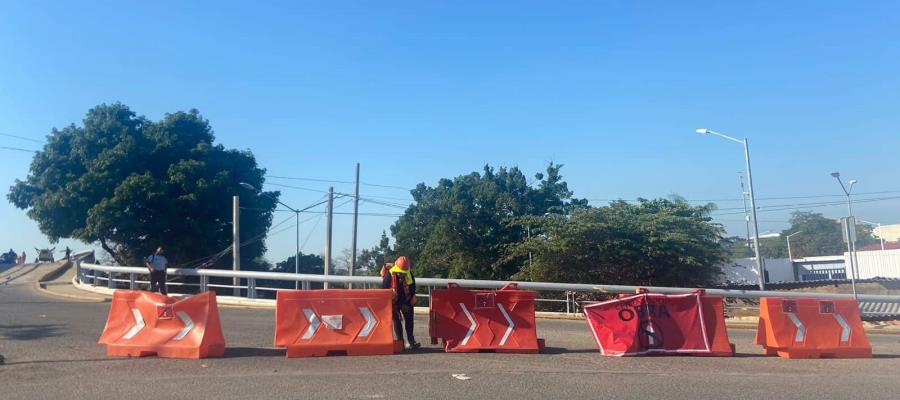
[241, 182, 303, 290]
[830, 172, 859, 299]
[786, 231, 803, 261]
[696, 128, 766, 290]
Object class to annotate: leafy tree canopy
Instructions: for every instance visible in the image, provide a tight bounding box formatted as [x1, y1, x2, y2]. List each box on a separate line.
[8, 103, 279, 266]
[390, 163, 587, 279]
[774, 211, 875, 258]
[501, 199, 727, 287]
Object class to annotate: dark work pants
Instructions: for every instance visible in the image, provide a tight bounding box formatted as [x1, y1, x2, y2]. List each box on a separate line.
[149, 269, 168, 295]
[393, 303, 415, 345]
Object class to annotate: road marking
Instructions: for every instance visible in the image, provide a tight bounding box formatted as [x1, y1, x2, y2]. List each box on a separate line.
[786, 312, 806, 342]
[497, 303, 514, 346]
[359, 307, 376, 337]
[122, 307, 145, 340]
[173, 311, 194, 341]
[459, 303, 477, 346]
[832, 314, 851, 342]
[302, 308, 320, 340]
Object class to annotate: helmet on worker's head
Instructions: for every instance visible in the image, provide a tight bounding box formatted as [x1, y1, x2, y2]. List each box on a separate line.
[394, 256, 410, 271]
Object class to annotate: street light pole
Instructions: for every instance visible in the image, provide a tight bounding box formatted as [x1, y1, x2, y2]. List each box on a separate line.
[240, 182, 324, 290]
[860, 220, 885, 251]
[831, 172, 858, 299]
[786, 231, 803, 261]
[697, 128, 766, 290]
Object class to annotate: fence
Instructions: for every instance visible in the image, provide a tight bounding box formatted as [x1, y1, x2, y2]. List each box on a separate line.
[75, 258, 900, 316]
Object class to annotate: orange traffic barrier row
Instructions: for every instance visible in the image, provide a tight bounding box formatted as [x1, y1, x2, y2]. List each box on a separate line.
[429, 283, 545, 353]
[583, 290, 734, 357]
[275, 289, 399, 357]
[98, 290, 225, 359]
[96, 289, 879, 361]
[755, 297, 872, 359]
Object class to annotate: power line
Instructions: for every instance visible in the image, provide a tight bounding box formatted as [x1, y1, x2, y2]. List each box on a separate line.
[712, 195, 900, 216]
[361, 181, 412, 191]
[0, 146, 37, 153]
[587, 190, 900, 204]
[0, 132, 43, 143]
[265, 182, 333, 194]
[266, 175, 354, 185]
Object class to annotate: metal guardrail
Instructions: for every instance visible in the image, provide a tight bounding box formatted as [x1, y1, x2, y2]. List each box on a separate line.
[76, 261, 900, 308]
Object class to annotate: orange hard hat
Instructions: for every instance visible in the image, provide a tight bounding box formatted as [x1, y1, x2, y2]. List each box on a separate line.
[394, 256, 410, 270]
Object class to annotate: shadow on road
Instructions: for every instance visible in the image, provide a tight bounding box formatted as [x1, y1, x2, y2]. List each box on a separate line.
[1, 357, 136, 367]
[542, 346, 600, 355]
[224, 347, 285, 358]
[0, 323, 66, 340]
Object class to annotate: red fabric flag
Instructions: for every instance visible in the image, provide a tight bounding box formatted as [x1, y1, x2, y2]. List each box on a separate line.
[584, 292, 711, 356]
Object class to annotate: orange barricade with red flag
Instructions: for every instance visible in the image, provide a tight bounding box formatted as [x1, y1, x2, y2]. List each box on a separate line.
[275, 289, 398, 357]
[98, 290, 225, 359]
[429, 283, 544, 353]
[583, 289, 733, 357]
[755, 297, 871, 359]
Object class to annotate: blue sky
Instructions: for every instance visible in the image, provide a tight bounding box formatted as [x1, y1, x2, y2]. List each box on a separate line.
[2, 1, 899, 263]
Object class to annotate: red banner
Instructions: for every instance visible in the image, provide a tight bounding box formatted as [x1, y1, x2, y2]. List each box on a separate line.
[584, 292, 711, 356]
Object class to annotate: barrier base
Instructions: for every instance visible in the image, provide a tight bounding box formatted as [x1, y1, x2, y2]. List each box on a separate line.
[106, 343, 225, 359]
[286, 343, 395, 358]
[761, 347, 872, 359]
[439, 338, 545, 354]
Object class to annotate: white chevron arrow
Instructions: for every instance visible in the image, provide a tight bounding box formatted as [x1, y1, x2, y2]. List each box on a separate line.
[172, 311, 194, 341]
[358, 307, 376, 337]
[302, 308, 321, 340]
[122, 307, 145, 340]
[459, 303, 478, 345]
[497, 303, 515, 346]
[832, 314, 851, 342]
[785, 312, 806, 342]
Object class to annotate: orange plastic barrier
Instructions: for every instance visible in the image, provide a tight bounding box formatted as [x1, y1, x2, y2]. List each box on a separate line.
[98, 290, 225, 359]
[755, 297, 871, 359]
[429, 283, 544, 353]
[275, 289, 397, 357]
[698, 295, 736, 357]
[583, 290, 733, 357]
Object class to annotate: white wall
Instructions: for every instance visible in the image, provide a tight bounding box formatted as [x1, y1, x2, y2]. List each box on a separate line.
[721, 258, 794, 284]
[849, 249, 900, 279]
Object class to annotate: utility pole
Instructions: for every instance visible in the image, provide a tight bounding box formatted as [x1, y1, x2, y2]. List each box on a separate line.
[739, 173, 751, 246]
[324, 186, 333, 289]
[743, 138, 766, 290]
[695, 129, 766, 290]
[232, 195, 240, 297]
[350, 163, 360, 289]
[295, 209, 300, 290]
[831, 172, 859, 299]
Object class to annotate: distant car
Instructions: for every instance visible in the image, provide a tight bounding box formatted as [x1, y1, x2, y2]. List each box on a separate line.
[35, 247, 55, 263]
[0, 250, 17, 264]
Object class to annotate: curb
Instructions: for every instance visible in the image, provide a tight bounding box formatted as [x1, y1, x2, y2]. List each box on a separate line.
[33, 261, 111, 302]
[34, 281, 110, 302]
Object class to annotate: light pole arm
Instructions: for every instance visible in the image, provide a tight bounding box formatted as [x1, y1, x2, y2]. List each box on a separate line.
[705, 130, 745, 145]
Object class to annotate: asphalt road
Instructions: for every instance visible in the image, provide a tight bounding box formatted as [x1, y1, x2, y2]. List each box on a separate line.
[2, 264, 900, 399]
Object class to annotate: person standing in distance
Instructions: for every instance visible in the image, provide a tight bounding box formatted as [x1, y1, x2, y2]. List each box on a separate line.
[145, 246, 169, 295]
[381, 256, 420, 350]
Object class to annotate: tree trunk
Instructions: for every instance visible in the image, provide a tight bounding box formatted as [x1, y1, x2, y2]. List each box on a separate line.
[99, 238, 129, 266]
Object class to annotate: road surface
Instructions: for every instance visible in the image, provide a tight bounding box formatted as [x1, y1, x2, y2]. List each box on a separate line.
[2, 263, 900, 399]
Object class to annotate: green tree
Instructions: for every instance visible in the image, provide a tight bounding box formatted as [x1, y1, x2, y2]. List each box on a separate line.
[777, 211, 875, 258]
[502, 199, 726, 287]
[7, 103, 278, 267]
[358, 231, 394, 276]
[391, 163, 587, 279]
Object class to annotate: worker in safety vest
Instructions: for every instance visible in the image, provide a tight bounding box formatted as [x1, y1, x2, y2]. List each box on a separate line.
[381, 256, 420, 350]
